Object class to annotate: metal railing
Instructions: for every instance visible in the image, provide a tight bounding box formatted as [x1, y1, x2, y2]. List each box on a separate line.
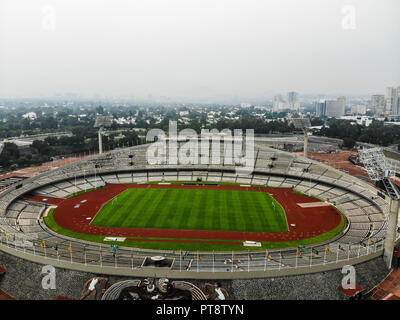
[0, 231, 385, 277]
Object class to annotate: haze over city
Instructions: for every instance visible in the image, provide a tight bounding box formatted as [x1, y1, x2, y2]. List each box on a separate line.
[1, 0, 399, 102]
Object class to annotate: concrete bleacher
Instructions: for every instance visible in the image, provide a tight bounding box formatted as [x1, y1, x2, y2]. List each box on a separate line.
[116, 172, 133, 183]
[101, 173, 119, 184]
[7, 201, 27, 212]
[347, 215, 370, 224]
[0, 176, 26, 192]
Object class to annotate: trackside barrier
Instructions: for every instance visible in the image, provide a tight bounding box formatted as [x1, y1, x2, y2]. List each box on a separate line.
[0, 234, 386, 279]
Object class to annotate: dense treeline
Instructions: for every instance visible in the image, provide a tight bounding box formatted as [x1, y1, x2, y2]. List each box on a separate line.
[316, 120, 400, 147]
[212, 117, 294, 134]
[0, 130, 142, 172]
[0, 111, 94, 138]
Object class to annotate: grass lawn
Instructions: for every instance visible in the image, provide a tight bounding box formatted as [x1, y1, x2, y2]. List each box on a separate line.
[44, 207, 345, 251]
[43, 182, 346, 251]
[90, 188, 288, 233]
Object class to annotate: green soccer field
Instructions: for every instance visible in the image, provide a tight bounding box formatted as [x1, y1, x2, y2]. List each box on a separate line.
[90, 188, 289, 233]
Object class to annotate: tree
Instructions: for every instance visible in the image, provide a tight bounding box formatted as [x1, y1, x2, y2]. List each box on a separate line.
[31, 140, 52, 155]
[311, 118, 324, 126]
[0, 142, 20, 168]
[342, 137, 356, 149]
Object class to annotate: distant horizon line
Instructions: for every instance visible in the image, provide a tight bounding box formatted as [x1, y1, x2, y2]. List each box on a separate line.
[0, 91, 391, 102]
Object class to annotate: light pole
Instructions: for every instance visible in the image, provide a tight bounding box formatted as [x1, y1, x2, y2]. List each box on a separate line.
[359, 147, 400, 269]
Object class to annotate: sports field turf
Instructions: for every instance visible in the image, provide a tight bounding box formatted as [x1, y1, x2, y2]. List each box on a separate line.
[90, 188, 289, 233]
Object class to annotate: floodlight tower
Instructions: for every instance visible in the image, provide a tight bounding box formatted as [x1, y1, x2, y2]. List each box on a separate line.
[94, 115, 113, 154]
[359, 147, 400, 269]
[292, 118, 311, 158]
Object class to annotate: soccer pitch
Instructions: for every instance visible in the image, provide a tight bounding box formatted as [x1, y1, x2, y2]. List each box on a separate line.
[90, 188, 289, 233]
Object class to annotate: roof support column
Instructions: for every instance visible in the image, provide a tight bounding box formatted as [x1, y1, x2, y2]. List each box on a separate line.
[384, 198, 399, 269]
[98, 128, 103, 154]
[303, 134, 309, 158]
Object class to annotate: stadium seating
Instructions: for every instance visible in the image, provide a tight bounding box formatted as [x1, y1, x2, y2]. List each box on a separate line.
[0, 142, 393, 274]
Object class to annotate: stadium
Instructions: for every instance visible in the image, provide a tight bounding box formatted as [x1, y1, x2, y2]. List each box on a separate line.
[1, 132, 396, 298]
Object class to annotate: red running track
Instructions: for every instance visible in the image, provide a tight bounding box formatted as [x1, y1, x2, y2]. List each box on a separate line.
[27, 184, 342, 242]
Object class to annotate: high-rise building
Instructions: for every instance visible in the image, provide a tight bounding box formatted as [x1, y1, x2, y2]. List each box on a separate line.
[396, 86, 400, 115]
[287, 91, 297, 103]
[273, 94, 286, 111]
[384, 86, 400, 115]
[386, 87, 396, 115]
[337, 96, 347, 114]
[314, 97, 345, 118]
[371, 94, 385, 115]
[325, 98, 345, 118]
[315, 100, 326, 117]
[325, 100, 340, 118]
[350, 104, 367, 115]
[287, 91, 300, 110]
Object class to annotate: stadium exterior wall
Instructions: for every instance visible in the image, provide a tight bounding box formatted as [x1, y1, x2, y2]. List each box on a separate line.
[0, 241, 383, 279]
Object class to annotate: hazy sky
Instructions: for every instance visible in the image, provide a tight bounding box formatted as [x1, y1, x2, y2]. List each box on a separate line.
[0, 0, 399, 100]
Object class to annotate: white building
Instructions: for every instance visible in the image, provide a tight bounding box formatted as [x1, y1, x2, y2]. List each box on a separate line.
[340, 115, 374, 126]
[22, 112, 37, 120]
[240, 103, 252, 108]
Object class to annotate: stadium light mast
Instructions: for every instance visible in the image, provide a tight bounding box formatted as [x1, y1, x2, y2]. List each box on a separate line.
[94, 115, 113, 154]
[291, 118, 311, 158]
[359, 147, 400, 269]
